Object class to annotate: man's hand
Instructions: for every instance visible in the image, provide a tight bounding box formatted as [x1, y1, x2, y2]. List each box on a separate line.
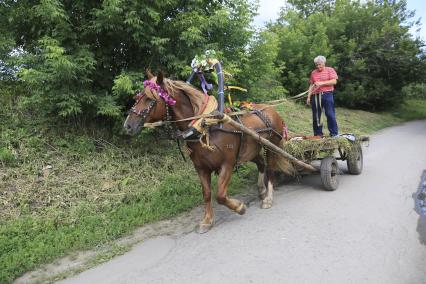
[314, 79, 337, 88]
[306, 84, 314, 106]
[313, 81, 323, 87]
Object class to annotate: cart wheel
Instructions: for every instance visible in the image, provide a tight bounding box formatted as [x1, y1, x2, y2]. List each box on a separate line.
[320, 156, 339, 191]
[347, 144, 363, 175]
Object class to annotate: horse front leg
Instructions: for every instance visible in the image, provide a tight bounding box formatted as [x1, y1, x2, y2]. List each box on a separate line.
[196, 169, 214, 234]
[216, 165, 247, 215]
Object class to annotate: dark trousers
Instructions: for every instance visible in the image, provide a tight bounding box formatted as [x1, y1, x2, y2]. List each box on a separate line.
[311, 91, 338, 137]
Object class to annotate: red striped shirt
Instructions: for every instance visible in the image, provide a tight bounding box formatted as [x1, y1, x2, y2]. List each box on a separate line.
[310, 66, 338, 94]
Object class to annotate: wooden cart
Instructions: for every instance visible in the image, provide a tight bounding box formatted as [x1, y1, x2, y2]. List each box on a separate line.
[217, 113, 368, 191]
[283, 135, 368, 190]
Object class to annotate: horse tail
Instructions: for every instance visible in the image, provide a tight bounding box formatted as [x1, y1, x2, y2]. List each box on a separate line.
[268, 139, 297, 176]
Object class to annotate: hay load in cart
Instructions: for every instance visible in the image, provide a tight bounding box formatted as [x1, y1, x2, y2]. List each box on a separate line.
[279, 133, 368, 190]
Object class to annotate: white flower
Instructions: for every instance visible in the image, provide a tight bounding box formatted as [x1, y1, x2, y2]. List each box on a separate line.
[191, 58, 198, 69]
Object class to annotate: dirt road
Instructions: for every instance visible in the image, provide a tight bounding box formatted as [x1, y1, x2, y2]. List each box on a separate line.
[59, 120, 426, 284]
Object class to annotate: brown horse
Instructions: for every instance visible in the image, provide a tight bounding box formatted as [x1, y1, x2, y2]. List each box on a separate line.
[124, 72, 294, 233]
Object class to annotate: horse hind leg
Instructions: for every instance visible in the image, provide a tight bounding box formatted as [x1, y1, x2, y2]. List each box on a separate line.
[258, 172, 267, 200]
[260, 140, 296, 209]
[261, 169, 274, 209]
[216, 165, 247, 215]
[253, 155, 267, 200]
[260, 148, 275, 209]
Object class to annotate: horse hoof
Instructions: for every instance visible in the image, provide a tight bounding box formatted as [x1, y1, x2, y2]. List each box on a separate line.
[196, 222, 213, 234]
[236, 203, 247, 215]
[261, 200, 272, 209]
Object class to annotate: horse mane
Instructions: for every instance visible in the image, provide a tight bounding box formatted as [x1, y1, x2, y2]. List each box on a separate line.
[164, 79, 207, 115]
[143, 77, 207, 115]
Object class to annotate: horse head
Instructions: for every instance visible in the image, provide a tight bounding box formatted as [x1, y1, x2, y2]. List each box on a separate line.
[124, 71, 175, 135]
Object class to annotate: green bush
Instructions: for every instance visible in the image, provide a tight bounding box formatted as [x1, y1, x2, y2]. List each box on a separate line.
[402, 83, 426, 99]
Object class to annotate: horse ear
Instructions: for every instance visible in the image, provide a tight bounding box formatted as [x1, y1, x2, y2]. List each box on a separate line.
[156, 71, 164, 86]
[146, 69, 154, 80]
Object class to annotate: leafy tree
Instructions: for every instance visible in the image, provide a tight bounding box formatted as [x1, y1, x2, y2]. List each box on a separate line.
[239, 31, 287, 102]
[272, 0, 426, 110]
[285, 0, 335, 17]
[1, 0, 256, 122]
[2, 0, 425, 117]
[271, 10, 334, 96]
[110, 0, 258, 99]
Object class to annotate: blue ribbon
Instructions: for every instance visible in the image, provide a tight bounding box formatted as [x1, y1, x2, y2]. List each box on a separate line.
[197, 73, 213, 94]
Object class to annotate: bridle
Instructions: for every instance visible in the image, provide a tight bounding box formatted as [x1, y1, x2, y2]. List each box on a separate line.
[129, 80, 176, 120]
[129, 92, 158, 119]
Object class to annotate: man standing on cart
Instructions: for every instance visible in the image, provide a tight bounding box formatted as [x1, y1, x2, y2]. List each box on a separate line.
[306, 55, 339, 138]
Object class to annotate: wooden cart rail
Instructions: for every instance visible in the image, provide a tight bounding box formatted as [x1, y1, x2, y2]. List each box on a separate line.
[220, 109, 368, 192]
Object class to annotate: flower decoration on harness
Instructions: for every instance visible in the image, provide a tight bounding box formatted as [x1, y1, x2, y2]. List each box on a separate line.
[143, 80, 176, 106]
[190, 49, 218, 72]
[189, 50, 220, 94]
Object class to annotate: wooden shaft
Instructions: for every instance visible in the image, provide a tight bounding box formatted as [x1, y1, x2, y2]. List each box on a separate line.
[218, 112, 318, 173]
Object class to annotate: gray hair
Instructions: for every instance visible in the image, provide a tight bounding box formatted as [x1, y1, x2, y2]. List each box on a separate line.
[314, 55, 326, 64]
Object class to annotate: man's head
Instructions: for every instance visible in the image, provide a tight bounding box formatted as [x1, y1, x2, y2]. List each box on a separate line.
[314, 55, 326, 71]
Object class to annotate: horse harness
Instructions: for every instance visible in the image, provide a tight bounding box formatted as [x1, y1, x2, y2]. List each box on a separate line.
[129, 81, 284, 163]
[129, 92, 157, 119]
[208, 109, 283, 165]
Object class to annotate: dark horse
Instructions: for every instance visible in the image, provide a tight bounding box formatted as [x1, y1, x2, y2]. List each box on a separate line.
[124, 72, 294, 233]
